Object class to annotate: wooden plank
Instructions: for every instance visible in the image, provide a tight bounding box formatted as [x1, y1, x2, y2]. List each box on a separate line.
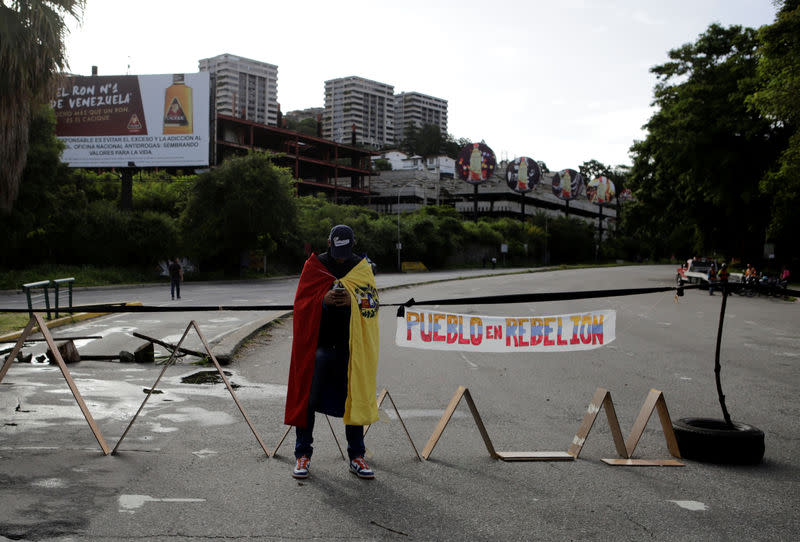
[604, 392, 629, 458]
[656, 395, 682, 458]
[187, 321, 271, 458]
[568, 388, 628, 459]
[112, 323, 192, 454]
[567, 387, 607, 458]
[272, 425, 292, 457]
[462, 389, 498, 459]
[497, 451, 574, 462]
[0, 318, 36, 382]
[114, 320, 271, 458]
[625, 389, 661, 457]
[34, 314, 110, 455]
[421, 386, 467, 460]
[364, 388, 421, 461]
[601, 458, 684, 467]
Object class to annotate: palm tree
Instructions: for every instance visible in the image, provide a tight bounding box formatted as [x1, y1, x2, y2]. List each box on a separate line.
[0, 0, 84, 212]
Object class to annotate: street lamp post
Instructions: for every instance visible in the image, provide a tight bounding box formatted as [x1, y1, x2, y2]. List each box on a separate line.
[397, 188, 401, 272]
[396, 184, 418, 272]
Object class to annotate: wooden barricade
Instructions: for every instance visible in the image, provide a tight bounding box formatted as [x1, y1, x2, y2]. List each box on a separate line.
[364, 388, 421, 460]
[421, 386, 573, 462]
[0, 314, 110, 455]
[569, 387, 683, 466]
[111, 320, 270, 457]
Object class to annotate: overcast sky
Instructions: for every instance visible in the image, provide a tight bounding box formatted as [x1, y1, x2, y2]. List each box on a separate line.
[64, 0, 778, 170]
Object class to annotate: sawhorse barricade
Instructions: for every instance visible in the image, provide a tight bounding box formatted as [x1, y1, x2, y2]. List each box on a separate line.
[1, 315, 270, 458]
[420, 386, 683, 466]
[273, 388, 421, 461]
[2, 316, 682, 468]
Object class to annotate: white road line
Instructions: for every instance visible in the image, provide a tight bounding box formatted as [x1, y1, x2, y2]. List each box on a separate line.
[669, 500, 708, 511]
[460, 353, 478, 368]
[119, 494, 206, 513]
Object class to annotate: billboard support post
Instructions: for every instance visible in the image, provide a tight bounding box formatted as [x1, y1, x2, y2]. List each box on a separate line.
[120, 167, 133, 211]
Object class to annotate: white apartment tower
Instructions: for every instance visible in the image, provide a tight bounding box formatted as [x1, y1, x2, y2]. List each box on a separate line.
[324, 76, 394, 147]
[199, 53, 279, 126]
[394, 91, 448, 143]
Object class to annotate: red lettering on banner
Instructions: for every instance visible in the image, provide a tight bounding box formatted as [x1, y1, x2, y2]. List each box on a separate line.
[470, 317, 483, 345]
[543, 317, 555, 346]
[518, 320, 529, 347]
[446, 314, 458, 344]
[570, 316, 582, 345]
[432, 313, 446, 341]
[530, 317, 543, 346]
[420, 313, 432, 342]
[504, 318, 516, 346]
[556, 317, 568, 345]
[581, 315, 593, 344]
[405, 311, 421, 341]
[592, 315, 604, 345]
[457, 316, 471, 344]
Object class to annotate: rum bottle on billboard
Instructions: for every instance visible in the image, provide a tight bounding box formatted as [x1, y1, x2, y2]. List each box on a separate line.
[163, 74, 193, 134]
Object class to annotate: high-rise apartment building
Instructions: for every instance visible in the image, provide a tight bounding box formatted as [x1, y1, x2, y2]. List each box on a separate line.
[394, 91, 448, 143]
[323, 76, 394, 147]
[199, 53, 278, 126]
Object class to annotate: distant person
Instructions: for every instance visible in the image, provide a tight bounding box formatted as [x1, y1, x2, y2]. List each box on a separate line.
[284, 224, 380, 480]
[168, 257, 183, 300]
[491, 256, 497, 269]
[717, 263, 729, 293]
[707, 262, 717, 295]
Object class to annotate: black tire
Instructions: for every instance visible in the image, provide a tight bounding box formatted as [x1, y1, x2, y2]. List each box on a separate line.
[673, 417, 764, 465]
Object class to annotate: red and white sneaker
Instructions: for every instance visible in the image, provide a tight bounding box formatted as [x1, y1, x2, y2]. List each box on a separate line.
[292, 456, 310, 479]
[349, 456, 375, 479]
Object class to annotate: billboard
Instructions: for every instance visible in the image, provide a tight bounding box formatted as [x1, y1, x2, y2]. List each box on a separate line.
[53, 73, 210, 168]
[456, 141, 496, 184]
[505, 156, 541, 193]
[586, 176, 616, 205]
[551, 168, 584, 200]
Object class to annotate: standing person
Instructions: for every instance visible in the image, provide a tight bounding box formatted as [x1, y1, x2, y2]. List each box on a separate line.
[284, 225, 380, 480]
[717, 262, 730, 293]
[168, 257, 183, 300]
[707, 262, 717, 295]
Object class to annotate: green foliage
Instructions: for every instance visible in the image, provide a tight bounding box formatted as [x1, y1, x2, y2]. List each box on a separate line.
[0, 0, 85, 211]
[373, 158, 392, 171]
[181, 152, 298, 271]
[401, 124, 469, 159]
[627, 23, 785, 261]
[748, 0, 800, 261]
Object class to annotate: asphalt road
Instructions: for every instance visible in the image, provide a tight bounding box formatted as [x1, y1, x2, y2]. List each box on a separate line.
[1, 265, 798, 541]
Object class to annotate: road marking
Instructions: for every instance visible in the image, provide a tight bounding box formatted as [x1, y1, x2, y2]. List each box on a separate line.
[119, 494, 205, 513]
[669, 500, 708, 511]
[31, 478, 67, 488]
[460, 353, 478, 368]
[191, 449, 219, 458]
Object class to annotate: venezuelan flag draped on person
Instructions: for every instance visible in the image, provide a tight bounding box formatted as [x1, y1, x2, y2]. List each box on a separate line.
[284, 254, 379, 428]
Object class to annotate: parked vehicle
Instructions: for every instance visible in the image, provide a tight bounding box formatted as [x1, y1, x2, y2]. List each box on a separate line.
[676, 257, 715, 286]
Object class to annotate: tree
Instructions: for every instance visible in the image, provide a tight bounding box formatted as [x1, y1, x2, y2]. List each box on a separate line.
[180, 152, 298, 273]
[0, 0, 84, 213]
[748, 0, 800, 261]
[626, 23, 785, 260]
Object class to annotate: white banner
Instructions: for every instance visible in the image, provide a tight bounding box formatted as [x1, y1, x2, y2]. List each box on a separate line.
[395, 309, 616, 352]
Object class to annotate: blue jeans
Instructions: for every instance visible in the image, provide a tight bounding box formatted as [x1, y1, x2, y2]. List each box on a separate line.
[170, 278, 181, 299]
[294, 408, 365, 460]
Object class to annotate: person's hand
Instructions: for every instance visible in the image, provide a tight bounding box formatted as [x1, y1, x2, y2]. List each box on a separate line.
[324, 287, 350, 307]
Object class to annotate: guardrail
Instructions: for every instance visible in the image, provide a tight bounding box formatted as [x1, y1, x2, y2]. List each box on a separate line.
[21, 278, 75, 319]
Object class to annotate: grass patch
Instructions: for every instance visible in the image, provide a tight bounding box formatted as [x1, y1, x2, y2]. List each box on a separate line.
[0, 313, 31, 336]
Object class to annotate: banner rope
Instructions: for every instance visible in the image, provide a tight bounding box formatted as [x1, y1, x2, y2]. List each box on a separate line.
[0, 284, 713, 315]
